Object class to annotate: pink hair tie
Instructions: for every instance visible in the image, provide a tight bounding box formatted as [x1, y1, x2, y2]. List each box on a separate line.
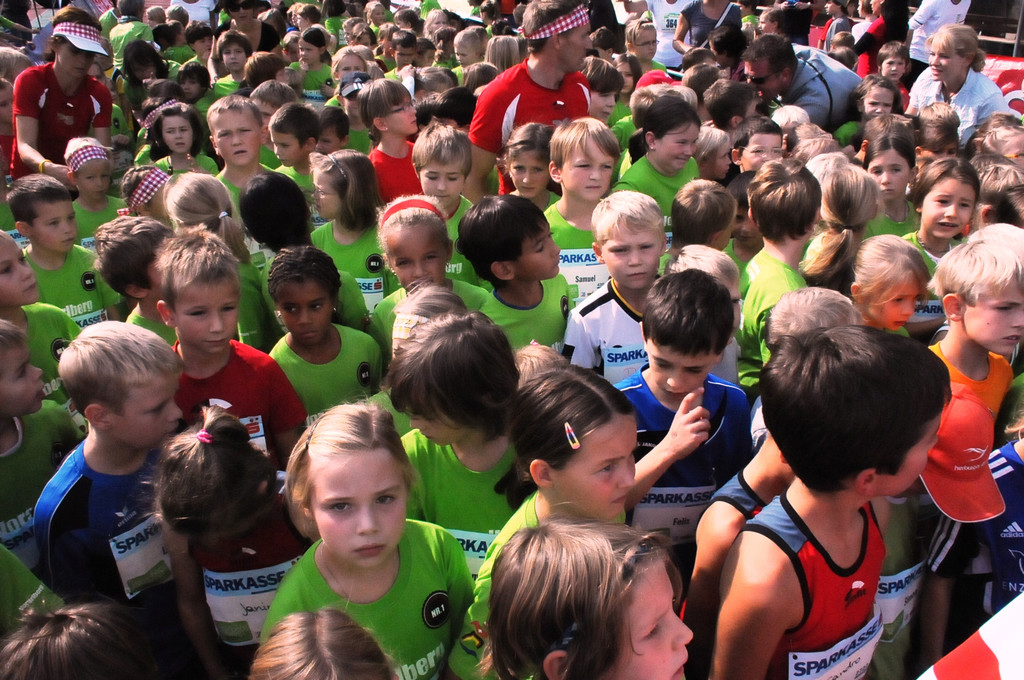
[196, 429, 213, 444]
[67, 145, 109, 173]
[381, 198, 445, 224]
[523, 5, 589, 40]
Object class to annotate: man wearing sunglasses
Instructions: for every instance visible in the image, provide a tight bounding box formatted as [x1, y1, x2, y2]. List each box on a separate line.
[743, 33, 861, 131]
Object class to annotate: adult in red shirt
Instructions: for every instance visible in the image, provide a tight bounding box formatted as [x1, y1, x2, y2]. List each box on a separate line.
[465, 0, 592, 201]
[12, 7, 112, 183]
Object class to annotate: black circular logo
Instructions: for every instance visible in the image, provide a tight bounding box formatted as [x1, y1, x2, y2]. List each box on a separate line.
[357, 361, 371, 386]
[366, 254, 385, 273]
[560, 295, 569, 319]
[50, 338, 67, 362]
[422, 590, 450, 629]
[454, 237, 464, 255]
[81, 271, 96, 291]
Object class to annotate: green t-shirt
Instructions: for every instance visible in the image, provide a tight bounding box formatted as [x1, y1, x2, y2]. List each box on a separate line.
[217, 165, 276, 216]
[368, 389, 413, 438]
[311, 223, 393, 312]
[27, 246, 121, 328]
[213, 75, 242, 99]
[445, 196, 483, 288]
[902, 231, 946, 323]
[238, 260, 279, 352]
[163, 45, 196, 64]
[613, 156, 698, 232]
[126, 308, 178, 345]
[833, 120, 860, 148]
[481, 275, 573, 350]
[865, 201, 918, 239]
[612, 115, 636, 152]
[324, 16, 344, 42]
[98, 8, 118, 37]
[276, 165, 319, 223]
[269, 324, 381, 423]
[403, 430, 516, 577]
[369, 280, 490, 360]
[544, 203, 609, 304]
[609, 100, 631, 127]
[736, 248, 806, 398]
[24, 303, 79, 415]
[345, 128, 373, 155]
[290, 62, 332, 107]
[193, 91, 217, 129]
[449, 493, 540, 680]
[263, 520, 474, 679]
[260, 145, 282, 170]
[73, 198, 127, 252]
[0, 544, 61, 634]
[724, 240, 753, 297]
[152, 152, 220, 176]
[0, 402, 81, 571]
[0, 203, 23, 248]
[259, 254, 369, 337]
[109, 20, 153, 70]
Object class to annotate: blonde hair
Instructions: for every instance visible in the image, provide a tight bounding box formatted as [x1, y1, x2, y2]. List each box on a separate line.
[332, 46, 369, 78]
[801, 164, 879, 293]
[927, 24, 986, 73]
[695, 126, 730, 166]
[63, 137, 111, 168]
[411, 121, 472, 175]
[165, 173, 251, 264]
[969, 223, 1024, 263]
[515, 344, 567, 385]
[549, 117, 619, 169]
[358, 79, 410, 142]
[59, 321, 182, 413]
[206, 95, 262, 132]
[666, 244, 740, 285]
[852, 234, 929, 320]
[0, 47, 31, 83]
[252, 609, 392, 680]
[980, 126, 1024, 157]
[771, 104, 810, 130]
[591, 191, 664, 243]
[930, 238, 1024, 304]
[377, 195, 449, 256]
[483, 519, 681, 680]
[157, 228, 241, 309]
[285, 402, 413, 540]
[485, 35, 523, 72]
[767, 287, 860, 345]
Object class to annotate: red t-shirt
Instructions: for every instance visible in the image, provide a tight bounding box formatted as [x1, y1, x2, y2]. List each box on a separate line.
[174, 340, 307, 469]
[469, 62, 591, 155]
[856, 18, 887, 77]
[12, 63, 112, 178]
[369, 141, 422, 203]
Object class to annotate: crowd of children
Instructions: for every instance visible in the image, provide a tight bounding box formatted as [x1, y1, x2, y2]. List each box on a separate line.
[1, 0, 1023, 678]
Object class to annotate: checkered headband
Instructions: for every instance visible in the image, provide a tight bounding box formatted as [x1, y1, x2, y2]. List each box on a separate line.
[523, 5, 589, 40]
[118, 168, 171, 215]
[67, 145, 109, 173]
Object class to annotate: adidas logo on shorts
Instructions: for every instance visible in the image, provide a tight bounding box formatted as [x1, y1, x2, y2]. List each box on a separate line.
[1000, 521, 1024, 538]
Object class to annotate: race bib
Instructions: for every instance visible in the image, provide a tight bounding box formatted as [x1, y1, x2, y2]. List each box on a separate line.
[80, 236, 96, 253]
[910, 298, 944, 324]
[68, 305, 107, 329]
[239, 415, 268, 453]
[601, 343, 646, 386]
[448, 528, 499, 578]
[204, 558, 300, 645]
[108, 515, 172, 599]
[787, 609, 882, 680]
[357, 276, 386, 311]
[557, 249, 609, 304]
[631, 485, 716, 544]
[876, 562, 924, 642]
[1, 507, 38, 571]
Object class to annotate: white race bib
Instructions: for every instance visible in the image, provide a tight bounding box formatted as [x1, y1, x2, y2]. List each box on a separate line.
[557, 249, 609, 304]
[601, 343, 647, 386]
[631, 485, 716, 544]
[876, 562, 924, 642]
[787, 609, 882, 680]
[448, 528, 499, 578]
[239, 415, 268, 453]
[108, 515, 172, 599]
[357, 277, 386, 311]
[204, 558, 300, 645]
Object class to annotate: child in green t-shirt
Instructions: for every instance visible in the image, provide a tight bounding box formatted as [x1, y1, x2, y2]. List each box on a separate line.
[291, 27, 334, 107]
[736, 160, 821, 399]
[94, 216, 177, 345]
[546, 119, 619, 303]
[212, 30, 252, 99]
[459, 194, 573, 350]
[269, 103, 319, 221]
[9, 176, 122, 328]
[267, 246, 381, 423]
[0, 320, 82, 572]
[503, 123, 557, 212]
[64, 138, 126, 253]
[412, 122, 482, 287]
[316, 106, 350, 155]
[145, 102, 219, 175]
[389, 311, 519, 576]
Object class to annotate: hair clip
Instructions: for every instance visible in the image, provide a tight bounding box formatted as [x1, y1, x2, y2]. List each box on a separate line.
[196, 429, 213, 444]
[218, 211, 229, 219]
[564, 422, 580, 450]
[547, 622, 579, 654]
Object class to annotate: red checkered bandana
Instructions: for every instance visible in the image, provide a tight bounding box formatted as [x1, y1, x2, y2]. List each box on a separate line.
[67, 145, 109, 173]
[524, 5, 589, 40]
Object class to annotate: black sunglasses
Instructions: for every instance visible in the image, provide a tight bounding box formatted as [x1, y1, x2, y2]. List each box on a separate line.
[746, 70, 780, 85]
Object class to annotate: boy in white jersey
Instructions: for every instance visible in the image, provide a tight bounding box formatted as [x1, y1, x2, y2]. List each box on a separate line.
[563, 191, 665, 384]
